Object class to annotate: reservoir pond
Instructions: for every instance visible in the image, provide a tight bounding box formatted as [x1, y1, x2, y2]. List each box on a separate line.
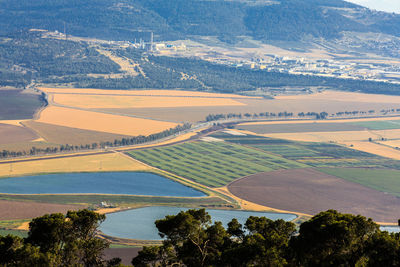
[100, 206, 297, 240]
[0, 172, 205, 197]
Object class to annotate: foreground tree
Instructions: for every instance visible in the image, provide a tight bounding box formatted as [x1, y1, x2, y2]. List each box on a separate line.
[26, 209, 109, 266]
[289, 209, 380, 266]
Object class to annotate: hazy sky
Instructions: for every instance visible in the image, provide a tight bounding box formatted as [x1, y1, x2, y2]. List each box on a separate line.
[346, 0, 400, 13]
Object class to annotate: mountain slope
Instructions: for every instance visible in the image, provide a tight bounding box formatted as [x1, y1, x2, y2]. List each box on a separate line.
[0, 0, 399, 42]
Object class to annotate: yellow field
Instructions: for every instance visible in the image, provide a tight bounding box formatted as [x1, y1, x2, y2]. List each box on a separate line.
[52, 94, 246, 109]
[36, 106, 178, 136]
[0, 152, 151, 178]
[39, 87, 259, 99]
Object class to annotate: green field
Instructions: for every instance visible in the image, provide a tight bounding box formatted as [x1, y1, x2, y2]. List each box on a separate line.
[318, 168, 400, 197]
[0, 194, 227, 207]
[0, 228, 28, 238]
[350, 120, 400, 130]
[210, 132, 400, 169]
[128, 141, 306, 187]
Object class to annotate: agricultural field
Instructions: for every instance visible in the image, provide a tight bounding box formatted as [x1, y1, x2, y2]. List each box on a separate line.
[127, 140, 306, 187]
[237, 122, 365, 134]
[52, 94, 246, 109]
[0, 200, 82, 220]
[0, 123, 38, 144]
[0, 89, 43, 120]
[318, 168, 400, 198]
[23, 121, 134, 145]
[0, 194, 226, 208]
[0, 152, 150, 178]
[238, 120, 400, 134]
[351, 120, 400, 130]
[210, 132, 400, 169]
[228, 168, 400, 222]
[101, 97, 400, 123]
[36, 106, 178, 136]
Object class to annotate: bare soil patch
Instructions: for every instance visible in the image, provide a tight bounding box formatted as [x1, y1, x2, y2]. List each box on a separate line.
[228, 168, 400, 222]
[0, 90, 42, 120]
[0, 200, 83, 220]
[24, 121, 133, 145]
[0, 123, 38, 144]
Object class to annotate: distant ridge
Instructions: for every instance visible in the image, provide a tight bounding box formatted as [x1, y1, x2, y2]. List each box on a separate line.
[0, 0, 399, 42]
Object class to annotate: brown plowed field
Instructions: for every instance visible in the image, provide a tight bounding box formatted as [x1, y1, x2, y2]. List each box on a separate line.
[228, 168, 400, 222]
[0, 200, 83, 220]
[0, 123, 38, 144]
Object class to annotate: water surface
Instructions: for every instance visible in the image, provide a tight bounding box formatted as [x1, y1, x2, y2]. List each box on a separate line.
[0, 172, 205, 196]
[100, 206, 297, 240]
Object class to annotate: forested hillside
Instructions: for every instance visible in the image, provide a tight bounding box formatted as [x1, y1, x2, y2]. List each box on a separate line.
[0, 31, 120, 87]
[1, 0, 399, 42]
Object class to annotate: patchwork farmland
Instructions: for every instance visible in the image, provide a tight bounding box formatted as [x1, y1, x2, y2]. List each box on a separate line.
[127, 141, 306, 187]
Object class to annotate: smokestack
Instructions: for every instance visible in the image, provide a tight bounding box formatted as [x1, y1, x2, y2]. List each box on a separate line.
[150, 32, 154, 51]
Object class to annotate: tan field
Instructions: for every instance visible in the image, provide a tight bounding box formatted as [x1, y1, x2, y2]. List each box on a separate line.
[52, 94, 246, 109]
[275, 90, 400, 104]
[377, 140, 400, 149]
[341, 141, 400, 160]
[36, 106, 178, 136]
[0, 152, 151, 178]
[39, 87, 259, 99]
[23, 121, 134, 145]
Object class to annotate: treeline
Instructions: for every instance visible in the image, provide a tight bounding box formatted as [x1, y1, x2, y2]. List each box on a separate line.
[0, 123, 191, 159]
[132, 209, 400, 267]
[205, 107, 400, 122]
[2, 208, 400, 266]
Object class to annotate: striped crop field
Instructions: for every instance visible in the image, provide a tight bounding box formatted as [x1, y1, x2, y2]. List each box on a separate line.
[127, 141, 306, 187]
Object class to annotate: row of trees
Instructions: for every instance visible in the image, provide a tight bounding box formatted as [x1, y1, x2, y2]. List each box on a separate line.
[205, 109, 384, 122]
[0, 123, 192, 159]
[205, 106, 400, 123]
